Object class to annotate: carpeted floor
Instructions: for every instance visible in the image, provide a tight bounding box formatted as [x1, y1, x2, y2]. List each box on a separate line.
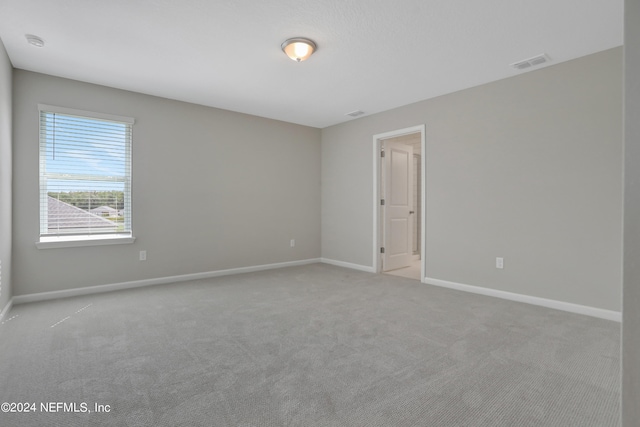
[0, 264, 620, 426]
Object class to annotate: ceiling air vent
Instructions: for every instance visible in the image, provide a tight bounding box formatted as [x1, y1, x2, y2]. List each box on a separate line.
[346, 110, 365, 118]
[511, 54, 550, 70]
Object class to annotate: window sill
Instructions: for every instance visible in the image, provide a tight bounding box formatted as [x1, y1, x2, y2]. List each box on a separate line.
[36, 235, 136, 249]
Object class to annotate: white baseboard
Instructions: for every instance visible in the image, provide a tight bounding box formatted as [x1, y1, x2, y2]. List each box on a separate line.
[13, 258, 322, 305]
[11, 259, 618, 323]
[425, 276, 621, 322]
[320, 258, 375, 273]
[0, 298, 13, 323]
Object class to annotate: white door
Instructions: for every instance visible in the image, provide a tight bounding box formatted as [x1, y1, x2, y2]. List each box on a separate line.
[383, 141, 414, 271]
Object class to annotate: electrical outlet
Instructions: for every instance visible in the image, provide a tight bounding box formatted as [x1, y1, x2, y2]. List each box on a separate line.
[290, 239, 295, 248]
[496, 257, 504, 269]
[139, 250, 147, 261]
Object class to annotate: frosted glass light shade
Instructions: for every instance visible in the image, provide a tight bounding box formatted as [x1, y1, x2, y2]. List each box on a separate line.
[281, 38, 317, 62]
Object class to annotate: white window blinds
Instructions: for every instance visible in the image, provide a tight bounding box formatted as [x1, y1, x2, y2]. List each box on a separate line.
[39, 104, 134, 239]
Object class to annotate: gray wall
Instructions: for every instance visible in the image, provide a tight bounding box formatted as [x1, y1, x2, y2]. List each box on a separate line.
[623, 0, 640, 423]
[12, 70, 321, 296]
[0, 39, 11, 313]
[322, 48, 623, 311]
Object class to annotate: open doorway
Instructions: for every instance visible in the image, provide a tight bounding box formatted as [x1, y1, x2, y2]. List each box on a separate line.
[372, 125, 425, 282]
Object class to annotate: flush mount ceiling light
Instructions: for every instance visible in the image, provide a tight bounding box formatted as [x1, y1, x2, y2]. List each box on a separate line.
[25, 34, 45, 48]
[281, 38, 317, 62]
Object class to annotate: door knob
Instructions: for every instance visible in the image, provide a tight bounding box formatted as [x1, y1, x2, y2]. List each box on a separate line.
[409, 211, 415, 214]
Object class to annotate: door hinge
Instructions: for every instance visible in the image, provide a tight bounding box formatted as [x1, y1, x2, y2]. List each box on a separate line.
[380, 247, 385, 254]
[380, 150, 385, 158]
[380, 199, 385, 206]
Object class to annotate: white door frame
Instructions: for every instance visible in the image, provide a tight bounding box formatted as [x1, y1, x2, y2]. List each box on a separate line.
[372, 125, 426, 282]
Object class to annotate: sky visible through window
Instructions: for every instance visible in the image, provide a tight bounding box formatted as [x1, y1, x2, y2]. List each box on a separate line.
[43, 113, 128, 193]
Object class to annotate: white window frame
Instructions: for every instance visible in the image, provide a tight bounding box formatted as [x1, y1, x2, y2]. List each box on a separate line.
[36, 104, 136, 249]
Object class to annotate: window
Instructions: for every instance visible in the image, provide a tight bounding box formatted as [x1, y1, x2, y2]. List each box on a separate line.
[37, 104, 135, 248]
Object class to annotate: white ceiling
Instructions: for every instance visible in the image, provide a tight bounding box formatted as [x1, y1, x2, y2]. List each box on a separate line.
[0, 0, 623, 128]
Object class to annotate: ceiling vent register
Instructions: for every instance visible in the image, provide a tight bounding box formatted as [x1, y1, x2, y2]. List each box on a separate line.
[346, 110, 365, 118]
[511, 54, 550, 70]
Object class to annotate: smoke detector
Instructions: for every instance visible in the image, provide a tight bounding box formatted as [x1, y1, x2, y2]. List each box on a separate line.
[511, 54, 550, 70]
[25, 34, 45, 48]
